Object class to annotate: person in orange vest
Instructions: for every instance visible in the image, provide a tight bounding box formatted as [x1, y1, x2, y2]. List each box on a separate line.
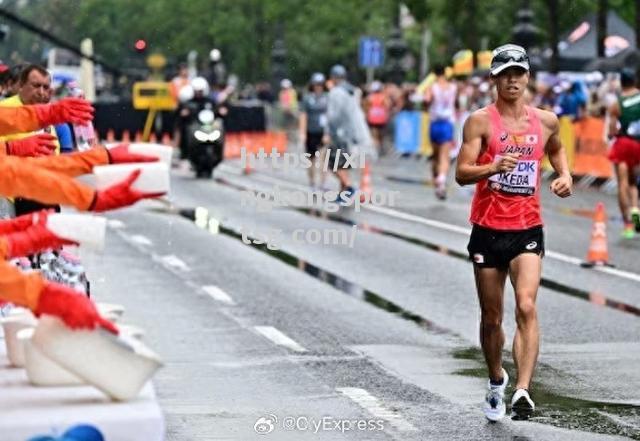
[0, 97, 161, 332]
[0, 64, 64, 216]
[364, 81, 391, 155]
[169, 63, 191, 104]
[279, 79, 299, 142]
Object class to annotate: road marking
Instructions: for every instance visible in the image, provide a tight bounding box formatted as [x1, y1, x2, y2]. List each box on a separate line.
[202, 285, 235, 305]
[159, 254, 190, 272]
[233, 168, 640, 284]
[363, 204, 472, 235]
[336, 387, 417, 432]
[130, 234, 153, 246]
[253, 326, 307, 352]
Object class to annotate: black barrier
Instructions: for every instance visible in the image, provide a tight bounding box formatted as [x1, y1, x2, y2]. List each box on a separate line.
[93, 101, 266, 139]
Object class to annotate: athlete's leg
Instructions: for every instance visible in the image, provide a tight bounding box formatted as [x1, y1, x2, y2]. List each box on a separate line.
[431, 143, 441, 183]
[629, 167, 638, 211]
[437, 141, 452, 178]
[335, 169, 352, 190]
[308, 156, 316, 187]
[318, 147, 328, 189]
[508, 253, 542, 390]
[615, 162, 631, 224]
[474, 265, 508, 382]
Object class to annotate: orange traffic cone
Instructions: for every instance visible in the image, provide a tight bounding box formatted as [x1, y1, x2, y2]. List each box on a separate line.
[149, 132, 157, 143]
[122, 130, 130, 143]
[135, 131, 142, 142]
[244, 155, 253, 175]
[582, 202, 610, 267]
[359, 162, 372, 203]
[161, 132, 172, 146]
[106, 129, 115, 143]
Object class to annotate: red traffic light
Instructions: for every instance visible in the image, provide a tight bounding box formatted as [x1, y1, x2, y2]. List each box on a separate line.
[134, 39, 147, 52]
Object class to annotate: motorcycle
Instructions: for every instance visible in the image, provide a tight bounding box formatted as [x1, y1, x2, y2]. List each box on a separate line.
[186, 105, 225, 178]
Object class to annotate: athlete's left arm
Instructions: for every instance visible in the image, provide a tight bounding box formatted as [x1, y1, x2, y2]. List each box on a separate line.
[542, 110, 572, 198]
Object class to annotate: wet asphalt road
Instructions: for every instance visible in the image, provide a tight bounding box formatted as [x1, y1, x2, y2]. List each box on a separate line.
[80, 153, 640, 440]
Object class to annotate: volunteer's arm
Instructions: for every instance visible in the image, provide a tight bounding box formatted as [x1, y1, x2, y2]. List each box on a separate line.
[0, 158, 164, 212]
[0, 259, 116, 333]
[0, 98, 93, 137]
[11, 143, 158, 177]
[0, 156, 96, 209]
[0, 258, 45, 310]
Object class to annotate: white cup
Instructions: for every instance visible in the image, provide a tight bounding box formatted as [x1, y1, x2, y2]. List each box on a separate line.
[32, 315, 163, 401]
[93, 162, 170, 194]
[1, 314, 37, 367]
[47, 213, 107, 251]
[19, 328, 85, 386]
[128, 143, 173, 166]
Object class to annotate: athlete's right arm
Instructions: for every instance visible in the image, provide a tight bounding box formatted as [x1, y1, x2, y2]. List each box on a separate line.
[456, 112, 507, 185]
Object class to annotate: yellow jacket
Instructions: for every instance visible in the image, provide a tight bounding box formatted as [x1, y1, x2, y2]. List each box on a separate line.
[0, 95, 61, 154]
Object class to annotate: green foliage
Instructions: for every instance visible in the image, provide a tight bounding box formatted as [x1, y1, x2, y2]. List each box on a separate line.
[1, 0, 638, 83]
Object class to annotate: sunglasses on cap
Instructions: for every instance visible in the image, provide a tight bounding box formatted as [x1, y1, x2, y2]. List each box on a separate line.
[492, 49, 529, 65]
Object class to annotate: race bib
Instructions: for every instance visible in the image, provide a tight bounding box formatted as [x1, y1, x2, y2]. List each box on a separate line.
[488, 157, 538, 196]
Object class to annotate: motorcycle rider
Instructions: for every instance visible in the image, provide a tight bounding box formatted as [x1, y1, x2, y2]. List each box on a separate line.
[176, 77, 215, 160]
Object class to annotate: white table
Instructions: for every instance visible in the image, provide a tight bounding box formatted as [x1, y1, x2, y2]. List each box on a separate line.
[0, 335, 165, 441]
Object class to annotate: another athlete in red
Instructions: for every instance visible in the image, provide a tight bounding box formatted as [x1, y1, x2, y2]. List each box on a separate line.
[455, 44, 572, 422]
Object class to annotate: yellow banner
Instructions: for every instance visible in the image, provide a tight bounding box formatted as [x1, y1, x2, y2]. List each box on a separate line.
[477, 50, 492, 70]
[453, 50, 473, 76]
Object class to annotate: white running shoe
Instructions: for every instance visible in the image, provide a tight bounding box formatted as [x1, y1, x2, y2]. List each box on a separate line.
[483, 368, 508, 421]
[511, 388, 535, 420]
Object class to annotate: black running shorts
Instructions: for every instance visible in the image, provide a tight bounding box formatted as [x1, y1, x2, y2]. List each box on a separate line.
[467, 224, 544, 269]
[327, 142, 352, 169]
[305, 132, 324, 154]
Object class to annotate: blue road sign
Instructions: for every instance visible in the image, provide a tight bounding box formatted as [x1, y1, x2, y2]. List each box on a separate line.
[359, 37, 384, 68]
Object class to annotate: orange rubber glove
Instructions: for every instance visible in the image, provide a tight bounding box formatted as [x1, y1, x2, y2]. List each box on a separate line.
[35, 282, 119, 334]
[3, 221, 76, 259]
[0, 210, 48, 235]
[107, 143, 159, 164]
[90, 169, 165, 212]
[33, 97, 94, 126]
[7, 133, 57, 157]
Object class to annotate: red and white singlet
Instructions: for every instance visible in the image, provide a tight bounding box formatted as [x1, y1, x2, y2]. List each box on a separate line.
[470, 104, 545, 230]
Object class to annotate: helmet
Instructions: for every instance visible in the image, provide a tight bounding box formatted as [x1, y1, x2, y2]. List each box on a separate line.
[310, 72, 325, 85]
[191, 76, 210, 95]
[330, 64, 347, 79]
[280, 78, 292, 89]
[209, 48, 221, 62]
[178, 85, 194, 103]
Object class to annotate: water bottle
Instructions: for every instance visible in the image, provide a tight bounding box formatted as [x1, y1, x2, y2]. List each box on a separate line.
[70, 86, 96, 151]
